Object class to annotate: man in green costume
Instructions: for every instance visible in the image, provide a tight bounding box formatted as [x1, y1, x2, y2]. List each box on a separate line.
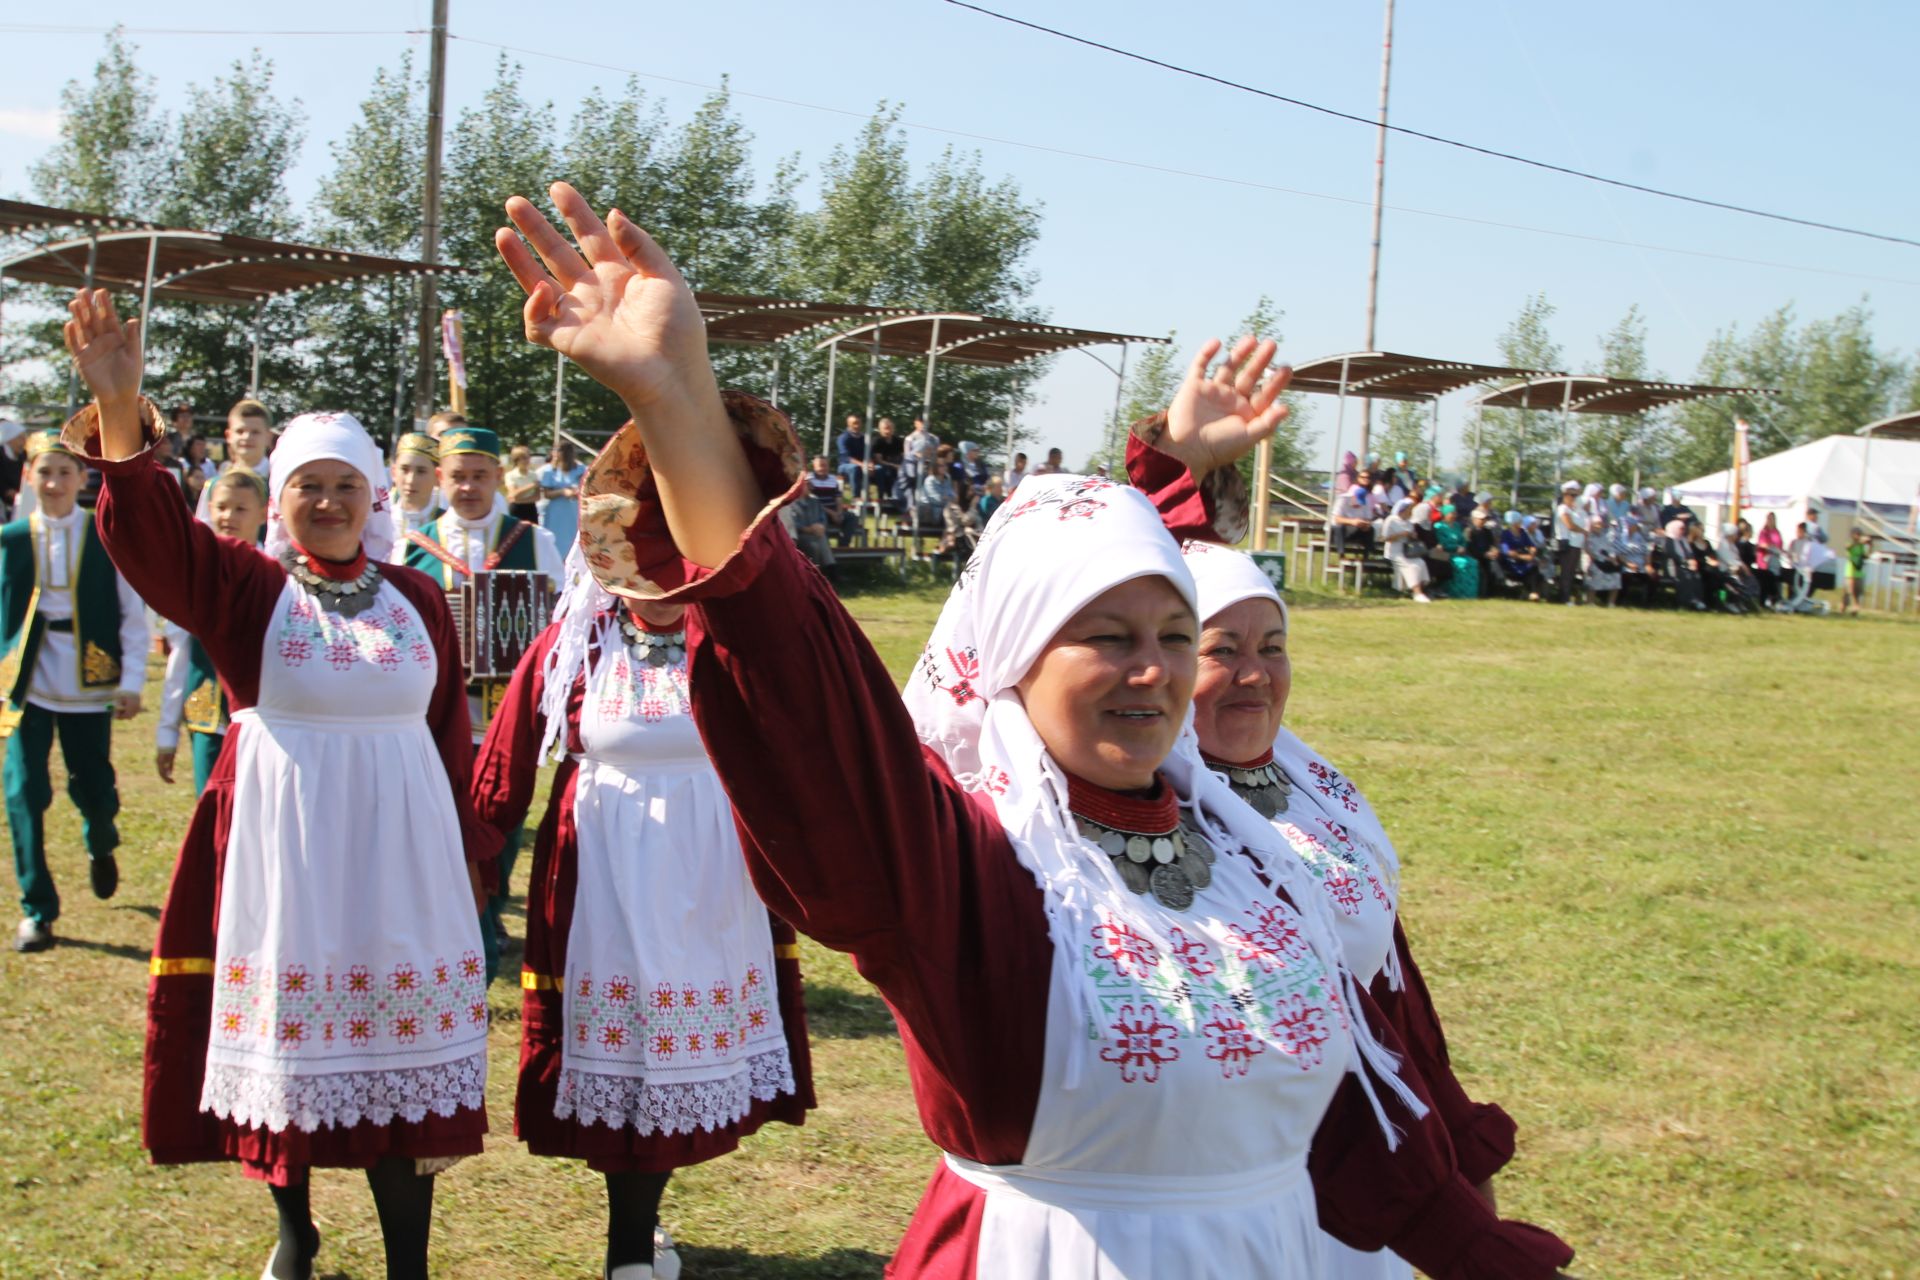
[395, 424, 561, 981]
[4, 432, 148, 952]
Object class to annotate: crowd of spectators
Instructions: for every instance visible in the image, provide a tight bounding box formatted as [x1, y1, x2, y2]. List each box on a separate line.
[784, 413, 1060, 584]
[1327, 452, 1869, 614]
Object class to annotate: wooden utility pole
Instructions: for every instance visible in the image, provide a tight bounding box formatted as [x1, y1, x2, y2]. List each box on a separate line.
[1358, 0, 1394, 460]
[413, 0, 450, 424]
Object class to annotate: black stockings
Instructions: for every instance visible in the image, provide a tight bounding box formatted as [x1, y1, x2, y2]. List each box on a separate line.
[604, 1171, 672, 1275]
[266, 1179, 320, 1280]
[366, 1157, 437, 1280]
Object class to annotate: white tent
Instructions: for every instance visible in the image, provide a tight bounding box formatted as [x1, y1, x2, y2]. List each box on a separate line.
[1673, 434, 1920, 543]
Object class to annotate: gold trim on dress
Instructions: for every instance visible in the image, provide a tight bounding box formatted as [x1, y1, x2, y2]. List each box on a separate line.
[183, 682, 224, 736]
[774, 943, 801, 961]
[149, 956, 215, 977]
[520, 970, 557, 990]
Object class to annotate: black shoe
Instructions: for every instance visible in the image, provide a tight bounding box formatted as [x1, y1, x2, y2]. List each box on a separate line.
[89, 853, 119, 900]
[14, 918, 53, 952]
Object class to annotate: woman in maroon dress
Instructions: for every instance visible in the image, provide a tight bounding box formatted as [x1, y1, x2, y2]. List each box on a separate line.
[63, 292, 494, 1280]
[488, 182, 1574, 1278]
[471, 549, 814, 1280]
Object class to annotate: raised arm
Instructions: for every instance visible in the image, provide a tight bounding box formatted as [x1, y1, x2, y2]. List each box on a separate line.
[60, 291, 285, 650]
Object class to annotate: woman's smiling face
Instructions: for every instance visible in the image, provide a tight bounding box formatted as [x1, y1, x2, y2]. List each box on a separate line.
[1191, 596, 1290, 764]
[1016, 575, 1197, 791]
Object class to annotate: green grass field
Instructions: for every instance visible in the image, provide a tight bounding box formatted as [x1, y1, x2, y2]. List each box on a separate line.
[1, 586, 1914, 1279]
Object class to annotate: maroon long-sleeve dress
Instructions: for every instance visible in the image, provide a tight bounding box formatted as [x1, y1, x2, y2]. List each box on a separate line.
[68, 402, 495, 1184]
[470, 619, 814, 1170]
[570, 397, 1572, 1278]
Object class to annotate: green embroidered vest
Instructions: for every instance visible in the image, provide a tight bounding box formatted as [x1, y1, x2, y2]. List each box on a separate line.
[181, 635, 227, 736]
[403, 512, 538, 589]
[0, 513, 129, 708]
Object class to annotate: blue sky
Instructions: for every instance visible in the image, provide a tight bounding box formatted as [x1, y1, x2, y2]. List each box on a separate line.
[2, 0, 1915, 474]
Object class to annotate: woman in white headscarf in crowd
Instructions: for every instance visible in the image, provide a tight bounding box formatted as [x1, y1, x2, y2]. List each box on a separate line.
[1381, 497, 1433, 604]
[1583, 510, 1622, 607]
[489, 180, 1574, 1279]
[63, 291, 494, 1280]
[469, 541, 815, 1280]
[1177, 540, 1541, 1280]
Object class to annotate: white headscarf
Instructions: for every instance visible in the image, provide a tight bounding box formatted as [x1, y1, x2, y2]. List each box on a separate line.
[903, 475, 1419, 1137]
[1182, 541, 1405, 984]
[266, 412, 394, 562]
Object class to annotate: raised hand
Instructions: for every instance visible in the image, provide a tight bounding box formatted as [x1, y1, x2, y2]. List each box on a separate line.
[495, 183, 718, 421]
[1155, 337, 1293, 479]
[63, 289, 143, 406]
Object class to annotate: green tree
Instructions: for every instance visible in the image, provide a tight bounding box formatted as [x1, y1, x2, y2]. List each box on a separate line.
[782, 110, 1045, 461]
[141, 53, 307, 418]
[306, 56, 426, 439]
[1374, 399, 1432, 476]
[1232, 296, 1315, 482]
[1476, 293, 1564, 504]
[28, 28, 167, 216]
[1108, 334, 1181, 469]
[1579, 304, 1660, 484]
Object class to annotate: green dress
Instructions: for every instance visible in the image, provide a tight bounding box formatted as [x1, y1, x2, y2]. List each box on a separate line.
[1435, 521, 1479, 599]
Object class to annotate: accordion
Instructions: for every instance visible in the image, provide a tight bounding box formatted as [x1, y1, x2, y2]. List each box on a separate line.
[451, 569, 554, 681]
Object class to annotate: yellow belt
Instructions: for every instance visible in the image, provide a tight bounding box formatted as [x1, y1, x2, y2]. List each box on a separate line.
[149, 957, 214, 977]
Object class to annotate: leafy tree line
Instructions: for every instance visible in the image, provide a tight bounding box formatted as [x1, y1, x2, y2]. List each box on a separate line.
[5, 33, 1047, 455]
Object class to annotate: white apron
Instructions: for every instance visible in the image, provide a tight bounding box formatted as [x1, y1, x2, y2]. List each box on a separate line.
[1268, 729, 1414, 1280]
[554, 641, 793, 1134]
[200, 579, 488, 1133]
[946, 841, 1358, 1278]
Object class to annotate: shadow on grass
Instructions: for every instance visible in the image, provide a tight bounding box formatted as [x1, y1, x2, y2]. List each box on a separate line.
[119, 903, 160, 920]
[804, 979, 896, 1041]
[57, 935, 149, 963]
[677, 1244, 889, 1278]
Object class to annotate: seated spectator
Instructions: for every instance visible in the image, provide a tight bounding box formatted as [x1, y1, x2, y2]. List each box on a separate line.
[1381, 498, 1433, 604]
[1495, 511, 1543, 600]
[902, 417, 939, 488]
[1464, 507, 1499, 597]
[1434, 505, 1479, 600]
[836, 414, 869, 497]
[1617, 515, 1656, 605]
[1584, 511, 1623, 608]
[959, 440, 991, 489]
[1691, 524, 1745, 613]
[1003, 452, 1029, 494]
[868, 416, 905, 507]
[806, 454, 860, 546]
[1727, 520, 1763, 607]
[916, 446, 957, 538]
[1413, 485, 1452, 590]
[779, 490, 838, 584]
[976, 475, 1006, 524]
[938, 469, 980, 566]
[1033, 446, 1065, 476]
[1329, 482, 1375, 555]
[1606, 483, 1632, 526]
[1666, 519, 1707, 611]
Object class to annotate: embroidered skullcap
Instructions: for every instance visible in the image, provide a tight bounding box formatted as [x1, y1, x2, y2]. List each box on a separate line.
[266, 411, 394, 562]
[25, 429, 81, 461]
[395, 431, 439, 462]
[1181, 540, 1287, 635]
[438, 425, 501, 460]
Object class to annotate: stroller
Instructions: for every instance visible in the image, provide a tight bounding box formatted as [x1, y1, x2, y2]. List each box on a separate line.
[1777, 565, 1833, 615]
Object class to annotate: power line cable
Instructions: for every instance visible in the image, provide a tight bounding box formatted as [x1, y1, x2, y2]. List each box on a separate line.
[447, 33, 1920, 290]
[938, 0, 1920, 252]
[0, 24, 423, 36]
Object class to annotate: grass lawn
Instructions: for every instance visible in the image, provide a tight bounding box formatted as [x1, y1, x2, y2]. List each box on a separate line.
[1, 584, 1914, 1279]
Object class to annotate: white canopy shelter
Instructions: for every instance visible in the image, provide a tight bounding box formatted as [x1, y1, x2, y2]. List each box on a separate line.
[1673, 433, 1920, 541]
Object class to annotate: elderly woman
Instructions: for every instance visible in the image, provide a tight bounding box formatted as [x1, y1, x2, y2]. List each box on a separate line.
[1433, 506, 1480, 600]
[64, 292, 493, 1280]
[490, 181, 1573, 1279]
[1583, 511, 1622, 607]
[1381, 498, 1433, 604]
[1178, 540, 1533, 1280]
